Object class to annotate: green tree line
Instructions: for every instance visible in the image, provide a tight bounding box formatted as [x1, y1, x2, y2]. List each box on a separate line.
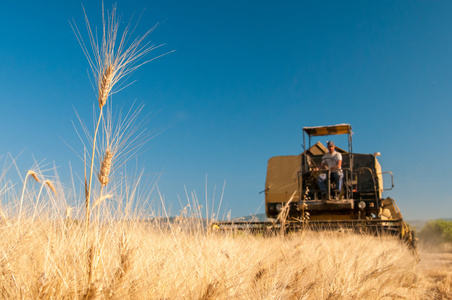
[418, 219, 452, 244]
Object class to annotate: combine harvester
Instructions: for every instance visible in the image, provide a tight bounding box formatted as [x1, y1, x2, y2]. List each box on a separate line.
[212, 124, 415, 248]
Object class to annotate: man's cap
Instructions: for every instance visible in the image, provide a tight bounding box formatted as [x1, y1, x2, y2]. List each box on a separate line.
[327, 141, 335, 147]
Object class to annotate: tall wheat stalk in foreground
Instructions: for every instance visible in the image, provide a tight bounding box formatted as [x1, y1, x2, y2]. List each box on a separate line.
[70, 3, 171, 231]
[70, 4, 173, 295]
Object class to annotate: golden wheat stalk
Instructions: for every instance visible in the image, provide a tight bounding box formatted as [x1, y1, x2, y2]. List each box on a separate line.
[277, 190, 297, 236]
[106, 235, 135, 298]
[17, 170, 40, 231]
[0, 206, 9, 226]
[36, 180, 57, 199]
[33, 180, 58, 223]
[91, 194, 113, 212]
[71, 3, 172, 245]
[37, 272, 48, 298]
[65, 206, 73, 220]
[85, 246, 95, 298]
[84, 280, 103, 300]
[78, 5, 154, 230]
[117, 236, 133, 282]
[85, 109, 103, 232]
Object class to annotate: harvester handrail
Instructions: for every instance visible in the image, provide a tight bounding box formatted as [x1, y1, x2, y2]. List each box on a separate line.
[379, 171, 394, 190]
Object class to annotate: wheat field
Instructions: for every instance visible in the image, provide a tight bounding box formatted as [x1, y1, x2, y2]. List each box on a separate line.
[0, 205, 450, 299]
[0, 158, 449, 299]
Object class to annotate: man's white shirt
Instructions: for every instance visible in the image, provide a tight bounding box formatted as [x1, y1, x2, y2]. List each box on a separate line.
[322, 151, 342, 170]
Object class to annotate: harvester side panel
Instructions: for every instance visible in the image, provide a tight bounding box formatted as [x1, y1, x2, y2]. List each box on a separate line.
[265, 155, 301, 205]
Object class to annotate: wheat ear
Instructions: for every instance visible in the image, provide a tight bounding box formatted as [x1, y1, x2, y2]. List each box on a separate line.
[28, 170, 40, 182]
[94, 150, 114, 221]
[98, 150, 113, 187]
[98, 64, 114, 109]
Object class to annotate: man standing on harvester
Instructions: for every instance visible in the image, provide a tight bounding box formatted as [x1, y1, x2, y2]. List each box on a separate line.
[318, 141, 343, 199]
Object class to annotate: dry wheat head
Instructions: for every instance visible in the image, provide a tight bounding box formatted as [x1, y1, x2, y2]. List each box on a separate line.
[98, 64, 114, 109]
[44, 180, 57, 195]
[27, 170, 40, 182]
[98, 150, 113, 187]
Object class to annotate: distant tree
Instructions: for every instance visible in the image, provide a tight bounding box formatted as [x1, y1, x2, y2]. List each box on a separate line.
[419, 219, 452, 245]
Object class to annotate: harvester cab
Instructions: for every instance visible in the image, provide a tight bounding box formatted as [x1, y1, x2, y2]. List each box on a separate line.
[264, 124, 414, 246]
[301, 124, 355, 203]
[299, 123, 389, 220]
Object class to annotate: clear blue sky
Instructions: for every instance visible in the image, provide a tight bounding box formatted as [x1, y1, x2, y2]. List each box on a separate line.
[0, 1, 451, 220]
